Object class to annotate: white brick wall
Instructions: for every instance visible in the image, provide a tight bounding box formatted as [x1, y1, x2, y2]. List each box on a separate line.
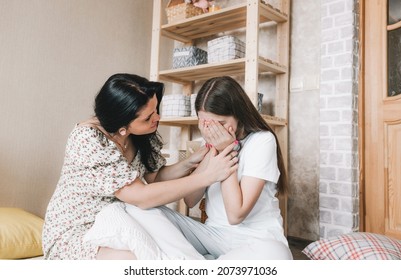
[319, 0, 359, 238]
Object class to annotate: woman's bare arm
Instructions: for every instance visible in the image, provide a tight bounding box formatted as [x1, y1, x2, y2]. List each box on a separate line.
[145, 147, 209, 183]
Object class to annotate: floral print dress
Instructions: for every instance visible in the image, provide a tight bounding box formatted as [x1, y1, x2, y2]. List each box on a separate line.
[42, 125, 166, 259]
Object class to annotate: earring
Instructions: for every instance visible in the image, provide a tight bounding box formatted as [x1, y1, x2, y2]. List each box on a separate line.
[119, 129, 126, 136]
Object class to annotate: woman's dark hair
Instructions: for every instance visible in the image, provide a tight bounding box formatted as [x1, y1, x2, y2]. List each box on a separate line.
[94, 73, 164, 172]
[195, 76, 288, 195]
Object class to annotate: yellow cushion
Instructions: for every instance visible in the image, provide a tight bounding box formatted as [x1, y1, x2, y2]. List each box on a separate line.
[0, 208, 44, 259]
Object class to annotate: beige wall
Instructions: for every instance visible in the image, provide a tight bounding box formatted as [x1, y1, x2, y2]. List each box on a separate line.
[0, 0, 153, 218]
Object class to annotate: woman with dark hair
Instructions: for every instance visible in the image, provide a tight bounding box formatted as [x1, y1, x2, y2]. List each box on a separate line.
[159, 76, 292, 259]
[42, 73, 238, 260]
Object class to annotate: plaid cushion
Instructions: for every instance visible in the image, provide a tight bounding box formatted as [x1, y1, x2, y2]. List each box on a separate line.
[302, 232, 401, 260]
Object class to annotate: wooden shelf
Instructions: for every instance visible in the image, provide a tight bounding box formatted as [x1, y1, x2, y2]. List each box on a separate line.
[159, 58, 286, 84]
[159, 116, 199, 126]
[159, 114, 287, 127]
[161, 2, 288, 43]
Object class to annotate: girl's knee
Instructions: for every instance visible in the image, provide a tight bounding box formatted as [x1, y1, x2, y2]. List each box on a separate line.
[255, 239, 293, 260]
[218, 239, 293, 260]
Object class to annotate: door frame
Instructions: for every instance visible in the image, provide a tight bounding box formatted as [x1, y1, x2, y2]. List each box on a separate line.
[358, 0, 366, 232]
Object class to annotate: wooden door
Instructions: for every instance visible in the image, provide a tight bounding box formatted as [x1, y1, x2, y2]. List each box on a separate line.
[362, 0, 401, 239]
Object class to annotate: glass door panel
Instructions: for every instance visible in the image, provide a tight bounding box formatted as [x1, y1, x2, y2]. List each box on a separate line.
[387, 0, 401, 97]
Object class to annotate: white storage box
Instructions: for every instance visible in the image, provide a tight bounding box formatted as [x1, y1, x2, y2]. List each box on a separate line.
[207, 35, 246, 63]
[161, 94, 191, 117]
[173, 46, 207, 68]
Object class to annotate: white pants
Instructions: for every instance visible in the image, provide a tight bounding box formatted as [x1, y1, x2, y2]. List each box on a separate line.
[158, 206, 293, 260]
[84, 202, 204, 260]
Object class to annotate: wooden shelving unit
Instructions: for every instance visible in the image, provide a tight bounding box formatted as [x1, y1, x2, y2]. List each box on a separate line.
[150, 0, 290, 231]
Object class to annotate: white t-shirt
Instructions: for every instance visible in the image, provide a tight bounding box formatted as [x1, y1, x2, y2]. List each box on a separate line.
[205, 131, 285, 240]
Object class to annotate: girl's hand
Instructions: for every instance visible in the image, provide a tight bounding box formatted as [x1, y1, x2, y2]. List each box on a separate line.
[199, 119, 236, 152]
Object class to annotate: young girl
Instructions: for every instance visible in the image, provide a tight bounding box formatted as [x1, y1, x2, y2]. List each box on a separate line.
[42, 73, 238, 260]
[159, 76, 293, 259]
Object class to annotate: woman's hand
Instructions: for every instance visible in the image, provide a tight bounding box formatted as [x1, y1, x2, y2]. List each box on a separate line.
[186, 146, 209, 168]
[191, 146, 212, 174]
[199, 119, 236, 152]
[198, 142, 238, 183]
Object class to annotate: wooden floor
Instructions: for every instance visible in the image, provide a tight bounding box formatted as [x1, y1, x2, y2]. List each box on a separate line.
[288, 237, 311, 260]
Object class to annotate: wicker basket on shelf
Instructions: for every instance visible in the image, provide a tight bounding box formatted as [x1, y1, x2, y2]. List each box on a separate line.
[166, 0, 204, 23]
